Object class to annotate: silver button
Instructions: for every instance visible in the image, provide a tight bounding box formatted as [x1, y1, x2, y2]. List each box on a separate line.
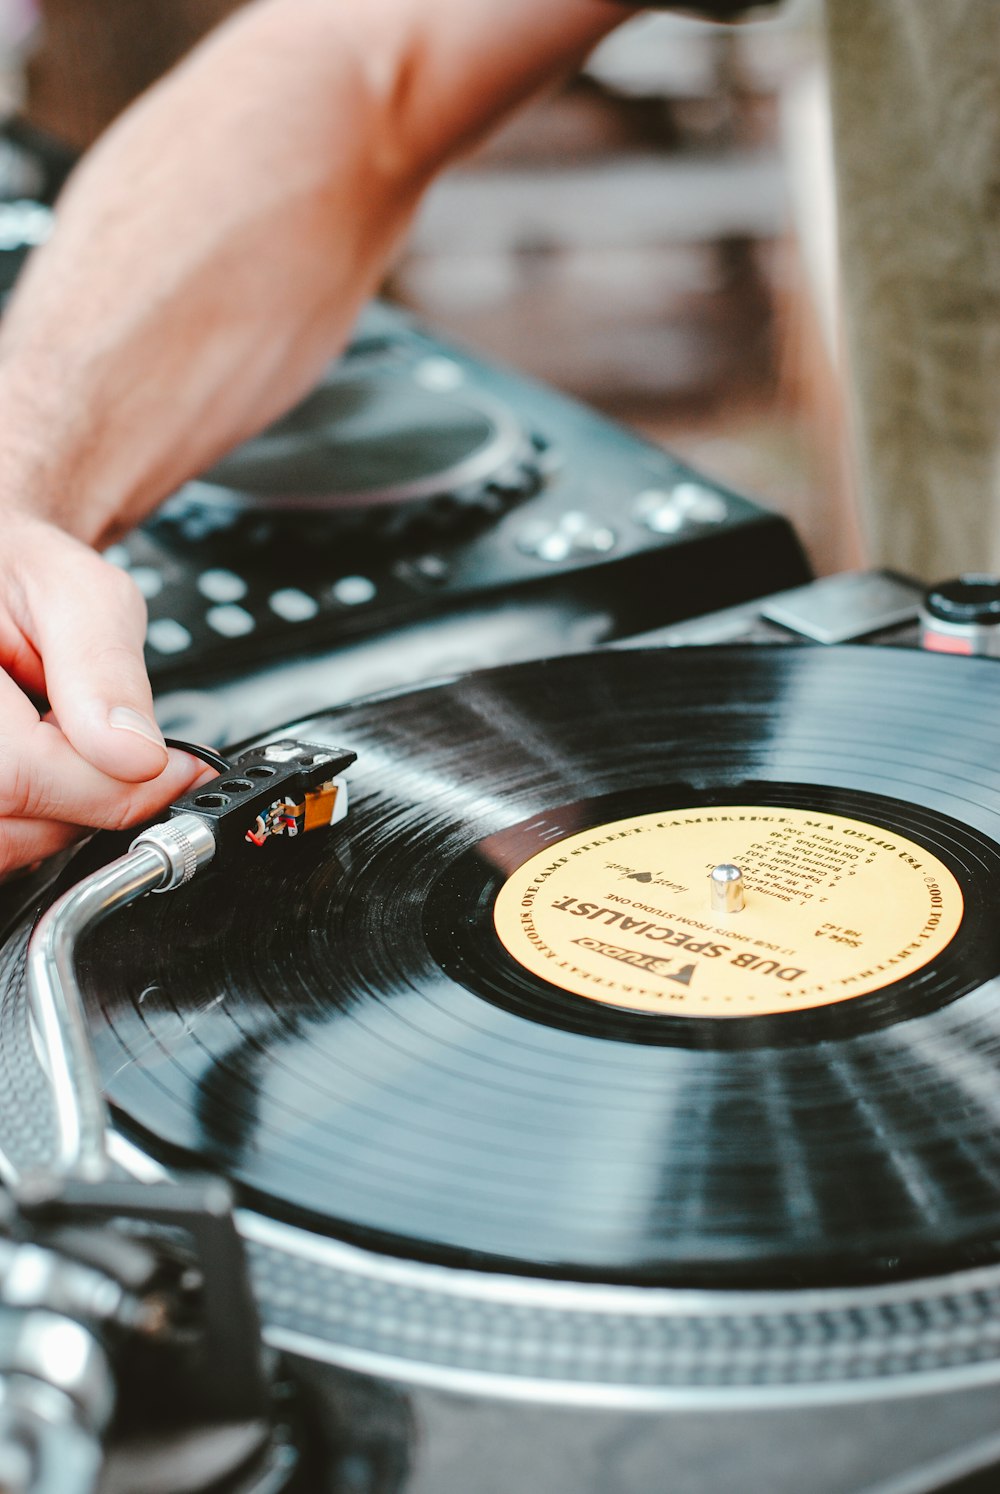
[517, 511, 617, 563]
[670, 482, 728, 524]
[0, 200, 52, 249]
[405, 554, 450, 585]
[269, 587, 319, 623]
[634, 483, 729, 533]
[197, 568, 247, 603]
[536, 532, 574, 563]
[633, 489, 686, 535]
[147, 619, 192, 654]
[413, 356, 464, 392]
[130, 565, 163, 599]
[333, 575, 377, 606]
[206, 604, 255, 638]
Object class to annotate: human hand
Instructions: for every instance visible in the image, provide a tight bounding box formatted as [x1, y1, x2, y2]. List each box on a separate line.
[0, 0, 633, 887]
[0, 514, 211, 878]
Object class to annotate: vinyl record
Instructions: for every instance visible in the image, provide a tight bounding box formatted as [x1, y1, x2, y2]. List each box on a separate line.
[26, 645, 1000, 1286]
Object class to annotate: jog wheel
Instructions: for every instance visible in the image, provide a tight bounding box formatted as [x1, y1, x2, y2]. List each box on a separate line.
[151, 365, 546, 552]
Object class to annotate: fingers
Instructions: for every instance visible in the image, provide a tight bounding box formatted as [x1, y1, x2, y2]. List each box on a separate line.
[0, 675, 210, 829]
[0, 516, 218, 884]
[0, 617, 45, 699]
[0, 816, 84, 878]
[0, 751, 214, 883]
[17, 529, 169, 783]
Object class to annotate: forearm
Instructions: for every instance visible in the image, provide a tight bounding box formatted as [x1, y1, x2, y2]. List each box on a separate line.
[0, 0, 630, 545]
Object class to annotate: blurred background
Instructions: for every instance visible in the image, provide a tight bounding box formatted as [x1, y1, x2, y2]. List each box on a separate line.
[0, 0, 863, 576]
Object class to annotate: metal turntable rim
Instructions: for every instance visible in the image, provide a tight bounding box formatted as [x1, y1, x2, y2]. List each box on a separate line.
[107, 1130, 1000, 1409]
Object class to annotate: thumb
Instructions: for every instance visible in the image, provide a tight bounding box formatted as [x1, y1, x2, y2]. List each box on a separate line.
[22, 533, 169, 783]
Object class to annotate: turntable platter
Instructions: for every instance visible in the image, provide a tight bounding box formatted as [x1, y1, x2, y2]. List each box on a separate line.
[22, 645, 999, 1290]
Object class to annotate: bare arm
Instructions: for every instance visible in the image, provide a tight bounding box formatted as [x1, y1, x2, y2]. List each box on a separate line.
[0, 0, 632, 876]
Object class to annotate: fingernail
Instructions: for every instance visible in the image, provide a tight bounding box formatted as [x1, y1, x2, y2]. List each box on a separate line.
[108, 706, 167, 751]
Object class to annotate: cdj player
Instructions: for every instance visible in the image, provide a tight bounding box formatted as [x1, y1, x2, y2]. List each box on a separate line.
[126, 300, 809, 743]
[0, 174, 809, 748]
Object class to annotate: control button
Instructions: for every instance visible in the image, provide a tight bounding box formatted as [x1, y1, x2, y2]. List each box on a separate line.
[632, 490, 686, 535]
[413, 356, 464, 392]
[517, 511, 617, 564]
[269, 587, 319, 623]
[102, 544, 131, 570]
[206, 604, 256, 638]
[197, 568, 247, 604]
[529, 432, 562, 478]
[332, 575, 377, 606]
[404, 554, 450, 586]
[670, 482, 728, 524]
[129, 565, 164, 600]
[921, 574, 1000, 657]
[488, 462, 539, 500]
[633, 483, 727, 534]
[0, 200, 52, 249]
[146, 619, 192, 655]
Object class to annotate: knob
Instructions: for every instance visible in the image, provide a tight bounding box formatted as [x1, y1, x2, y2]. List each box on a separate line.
[920, 575, 1000, 657]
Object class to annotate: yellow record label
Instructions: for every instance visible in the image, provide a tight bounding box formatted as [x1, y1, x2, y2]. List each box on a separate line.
[492, 806, 963, 1017]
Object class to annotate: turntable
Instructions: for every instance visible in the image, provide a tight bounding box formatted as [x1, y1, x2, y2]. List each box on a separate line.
[5, 644, 1000, 1492]
[3, 165, 995, 1494]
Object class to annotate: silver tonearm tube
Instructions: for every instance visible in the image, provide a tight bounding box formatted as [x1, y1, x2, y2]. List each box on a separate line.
[24, 735, 353, 1186]
[0, 814, 218, 1494]
[24, 814, 218, 1185]
[6, 740, 354, 1494]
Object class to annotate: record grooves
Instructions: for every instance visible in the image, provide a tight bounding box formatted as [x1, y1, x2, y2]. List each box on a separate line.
[11, 645, 1000, 1290]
